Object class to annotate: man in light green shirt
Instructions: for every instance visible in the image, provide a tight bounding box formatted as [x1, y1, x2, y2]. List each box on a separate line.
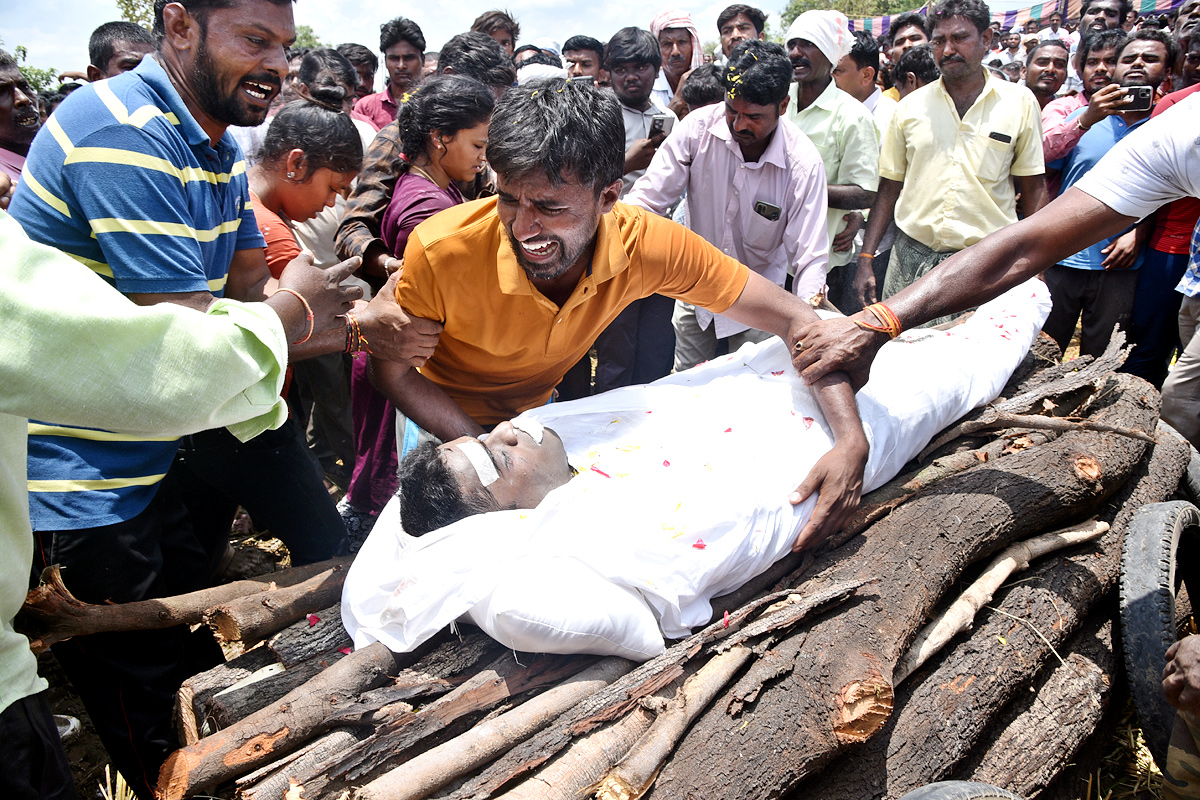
[0, 199, 358, 798]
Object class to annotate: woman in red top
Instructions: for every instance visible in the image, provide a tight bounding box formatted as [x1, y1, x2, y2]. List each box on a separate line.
[342, 76, 494, 536]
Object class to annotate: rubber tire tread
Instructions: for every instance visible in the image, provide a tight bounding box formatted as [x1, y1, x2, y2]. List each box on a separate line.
[897, 781, 1023, 800]
[1119, 500, 1200, 770]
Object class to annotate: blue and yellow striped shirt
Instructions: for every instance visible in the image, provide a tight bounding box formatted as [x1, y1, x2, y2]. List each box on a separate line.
[10, 55, 266, 531]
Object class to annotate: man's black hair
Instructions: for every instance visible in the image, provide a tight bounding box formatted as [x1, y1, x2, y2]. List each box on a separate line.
[603, 27, 662, 70]
[1078, 27, 1128, 67]
[380, 16, 426, 55]
[286, 45, 310, 61]
[563, 35, 605, 61]
[681, 63, 725, 108]
[398, 442, 498, 535]
[722, 40, 791, 105]
[1025, 38, 1069, 69]
[259, 98, 363, 175]
[518, 49, 564, 69]
[89, 21, 155, 69]
[471, 9, 521, 42]
[0, 49, 16, 72]
[336, 42, 378, 73]
[153, 0, 293, 40]
[395, 75, 495, 161]
[440, 31, 518, 90]
[299, 48, 357, 92]
[1082, 0, 1134, 25]
[892, 43, 940, 85]
[848, 30, 880, 74]
[887, 11, 930, 45]
[930, 0, 993, 35]
[999, 26, 1014, 35]
[717, 4, 768, 35]
[1121, 27, 1180, 69]
[488, 77, 623, 192]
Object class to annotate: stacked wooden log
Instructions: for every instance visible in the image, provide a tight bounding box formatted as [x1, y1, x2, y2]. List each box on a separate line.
[19, 334, 1187, 800]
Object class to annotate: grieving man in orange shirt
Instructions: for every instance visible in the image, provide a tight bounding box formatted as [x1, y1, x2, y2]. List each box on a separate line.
[374, 77, 869, 547]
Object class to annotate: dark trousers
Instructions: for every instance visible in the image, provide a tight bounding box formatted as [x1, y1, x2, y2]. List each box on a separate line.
[174, 417, 348, 566]
[291, 351, 354, 487]
[1124, 248, 1189, 388]
[0, 693, 78, 800]
[593, 294, 676, 393]
[31, 478, 223, 800]
[1042, 264, 1140, 359]
[825, 251, 890, 316]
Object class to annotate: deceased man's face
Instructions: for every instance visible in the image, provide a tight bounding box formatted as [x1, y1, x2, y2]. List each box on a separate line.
[439, 419, 573, 510]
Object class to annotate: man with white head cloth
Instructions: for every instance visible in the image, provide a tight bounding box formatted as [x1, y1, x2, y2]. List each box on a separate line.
[650, 8, 705, 113]
[784, 10, 880, 313]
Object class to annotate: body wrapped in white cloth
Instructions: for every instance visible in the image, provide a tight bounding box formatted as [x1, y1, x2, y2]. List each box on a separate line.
[343, 280, 1052, 660]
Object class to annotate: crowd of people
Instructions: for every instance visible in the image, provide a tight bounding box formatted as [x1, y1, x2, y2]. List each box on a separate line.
[2, 0, 1200, 797]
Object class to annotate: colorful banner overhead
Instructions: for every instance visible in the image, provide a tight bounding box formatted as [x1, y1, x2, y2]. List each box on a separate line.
[849, 0, 1185, 38]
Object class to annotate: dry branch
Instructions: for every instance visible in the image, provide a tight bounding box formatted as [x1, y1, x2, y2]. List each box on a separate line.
[203, 562, 350, 648]
[894, 518, 1109, 683]
[918, 410, 1155, 461]
[17, 556, 351, 654]
[353, 658, 634, 800]
[157, 642, 405, 800]
[591, 646, 753, 800]
[444, 579, 863, 800]
[266, 604, 352, 666]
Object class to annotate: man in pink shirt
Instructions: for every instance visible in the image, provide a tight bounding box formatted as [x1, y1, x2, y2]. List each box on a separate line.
[0, 51, 38, 183]
[1041, 28, 1129, 183]
[354, 16, 425, 131]
[625, 40, 829, 370]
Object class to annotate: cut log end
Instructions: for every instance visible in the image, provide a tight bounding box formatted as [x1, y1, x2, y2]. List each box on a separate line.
[590, 774, 639, 800]
[204, 608, 241, 644]
[833, 674, 894, 744]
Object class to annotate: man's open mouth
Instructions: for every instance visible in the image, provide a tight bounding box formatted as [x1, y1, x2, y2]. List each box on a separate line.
[242, 80, 277, 102]
[521, 240, 558, 260]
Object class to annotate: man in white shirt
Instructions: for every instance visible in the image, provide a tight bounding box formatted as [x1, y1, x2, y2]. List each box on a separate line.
[785, 10, 879, 313]
[625, 40, 830, 369]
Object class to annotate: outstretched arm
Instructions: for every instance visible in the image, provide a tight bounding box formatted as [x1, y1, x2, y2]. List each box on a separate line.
[793, 187, 1138, 387]
[722, 272, 870, 550]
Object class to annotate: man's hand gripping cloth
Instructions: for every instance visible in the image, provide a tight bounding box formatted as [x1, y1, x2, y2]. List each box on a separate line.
[343, 280, 1053, 661]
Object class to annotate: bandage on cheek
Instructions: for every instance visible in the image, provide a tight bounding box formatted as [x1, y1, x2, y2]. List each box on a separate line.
[457, 440, 499, 487]
[511, 418, 544, 444]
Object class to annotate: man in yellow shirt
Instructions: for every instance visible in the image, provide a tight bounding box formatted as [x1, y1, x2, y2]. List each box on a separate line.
[376, 78, 871, 549]
[853, 0, 1046, 326]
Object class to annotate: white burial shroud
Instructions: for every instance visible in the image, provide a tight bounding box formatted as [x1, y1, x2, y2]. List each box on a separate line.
[343, 280, 1053, 661]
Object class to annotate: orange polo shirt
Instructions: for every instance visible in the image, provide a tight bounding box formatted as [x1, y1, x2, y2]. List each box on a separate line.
[396, 198, 751, 425]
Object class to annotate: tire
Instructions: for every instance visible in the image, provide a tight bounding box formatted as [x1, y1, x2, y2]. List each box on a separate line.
[1119, 500, 1200, 769]
[897, 781, 1023, 800]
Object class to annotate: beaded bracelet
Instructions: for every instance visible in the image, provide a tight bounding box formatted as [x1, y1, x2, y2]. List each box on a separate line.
[273, 288, 313, 345]
[854, 301, 903, 339]
[344, 312, 372, 355]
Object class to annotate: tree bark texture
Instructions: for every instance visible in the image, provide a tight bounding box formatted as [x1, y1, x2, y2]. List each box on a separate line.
[788, 418, 1186, 800]
[644, 372, 1156, 800]
[17, 556, 351, 654]
[177, 646, 280, 745]
[266, 604, 352, 667]
[157, 642, 405, 800]
[203, 561, 351, 648]
[960, 613, 1117, 798]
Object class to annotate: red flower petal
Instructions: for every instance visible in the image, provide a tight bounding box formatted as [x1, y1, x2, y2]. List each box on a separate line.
[771, 370, 784, 376]
[307, 614, 320, 627]
[590, 465, 611, 478]
[338, 646, 352, 655]
[693, 539, 706, 549]
[803, 417, 814, 429]
[663, 459, 671, 467]
[724, 427, 732, 433]
[723, 610, 730, 629]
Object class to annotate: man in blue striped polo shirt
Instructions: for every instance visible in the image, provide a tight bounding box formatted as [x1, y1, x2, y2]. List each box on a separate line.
[5, 2, 437, 795]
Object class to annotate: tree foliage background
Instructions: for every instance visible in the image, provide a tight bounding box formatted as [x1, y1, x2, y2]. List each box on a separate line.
[116, 0, 154, 29]
[781, 0, 924, 26]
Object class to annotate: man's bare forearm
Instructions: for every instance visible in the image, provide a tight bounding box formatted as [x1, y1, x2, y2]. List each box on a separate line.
[884, 188, 1136, 330]
[828, 184, 877, 211]
[370, 358, 484, 442]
